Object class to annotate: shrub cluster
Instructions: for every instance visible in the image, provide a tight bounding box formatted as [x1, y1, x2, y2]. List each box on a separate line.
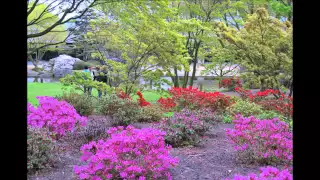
[27, 96, 87, 138]
[256, 110, 292, 127]
[169, 87, 233, 112]
[219, 77, 242, 91]
[235, 87, 293, 118]
[136, 91, 151, 107]
[74, 125, 179, 180]
[56, 91, 95, 116]
[226, 166, 292, 180]
[138, 104, 164, 122]
[27, 127, 55, 173]
[226, 115, 292, 165]
[157, 97, 176, 111]
[156, 108, 214, 147]
[227, 99, 263, 117]
[99, 93, 141, 126]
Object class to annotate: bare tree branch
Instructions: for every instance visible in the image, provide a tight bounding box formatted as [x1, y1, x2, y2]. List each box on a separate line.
[28, 31, 74, 55]
[27, 0, 40, 16]
[28, 0, 60, 26]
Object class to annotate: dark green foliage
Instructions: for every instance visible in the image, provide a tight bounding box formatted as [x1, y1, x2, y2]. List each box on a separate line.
[56, 91, 96, 116]
[99, 94, 142, 126]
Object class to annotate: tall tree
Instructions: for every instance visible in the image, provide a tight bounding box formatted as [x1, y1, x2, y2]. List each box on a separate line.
[216, 8, 292, 91]
[172, 0, 246, 87]
[90, 0, 188, 94]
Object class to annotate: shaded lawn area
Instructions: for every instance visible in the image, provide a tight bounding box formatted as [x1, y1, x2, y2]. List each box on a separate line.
[27, 83, 168, 105]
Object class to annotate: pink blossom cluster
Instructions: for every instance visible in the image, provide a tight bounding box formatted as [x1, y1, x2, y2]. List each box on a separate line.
[225, 115, 292, 164]
[226, 166, 292, 180]
[27, 96, 87, 137]
[74, 125, 179, 180]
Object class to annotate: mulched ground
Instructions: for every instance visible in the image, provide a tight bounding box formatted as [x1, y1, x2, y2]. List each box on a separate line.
[28, 115, 264, 180]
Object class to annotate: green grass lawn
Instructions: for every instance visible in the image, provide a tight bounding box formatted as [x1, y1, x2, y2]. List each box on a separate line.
[28, 83, 167, 105]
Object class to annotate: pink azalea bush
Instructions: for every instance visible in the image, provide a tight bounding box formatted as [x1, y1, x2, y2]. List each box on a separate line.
[27, 96, 87, 138]
[226, 166, 292, 180]
[156, 108, 213, 147]
[225, 115, 292, 164]
[74, 125, 179, 180]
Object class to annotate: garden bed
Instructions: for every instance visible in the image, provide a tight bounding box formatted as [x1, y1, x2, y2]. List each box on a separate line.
[28, 116, 263, 180]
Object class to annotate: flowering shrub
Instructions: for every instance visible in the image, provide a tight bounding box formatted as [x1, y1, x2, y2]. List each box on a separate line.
[256, 98, 293, 119]
[136, 91, 151, 107]
[27, 127, 55, 173]
[99, 94, 141, 126]
[116, 88, 132, 100]
[157, 97, 176, 111]
[219, 77, 242, 91]
[60, 118, 109, 150]
[257, 110, 292, 128]
[27, 96, 87, 138]
[169, 87, 233, 111]
[74, 125, 178, 180]
[226, 166, 292, 180]
[235, 87, 293, 118]
[227, 100, 263, 117]
[226, 115, 292, 165]
[156, 109, 213, 147]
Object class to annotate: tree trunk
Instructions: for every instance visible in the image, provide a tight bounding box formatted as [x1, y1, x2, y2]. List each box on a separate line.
[174, 67, 180, 87]
[183, 71, 189, 88]
[189, 42, 200, 87]
[83, 42, 88, 61]
[288, 81, 293, 97]
[260, 78, 266, 91]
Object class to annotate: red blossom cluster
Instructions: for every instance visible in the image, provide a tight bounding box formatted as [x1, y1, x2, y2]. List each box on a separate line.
[219, 77, 242, 90]
[168, 87, 233, 111]
[157, 97, 176, 111]
[116, 89, 132, 100]
[136, 91, 151, 107]
[235, 87, 293, 117]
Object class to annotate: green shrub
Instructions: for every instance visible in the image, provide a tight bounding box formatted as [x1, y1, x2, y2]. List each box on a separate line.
[73, 61, 91, 70]
[223, 114, 233, 124]
[228, 99, 263, 117]
[27, 127, 55, 173]
[163, 112, 174, 117]
[87, 60, 101, 66]
[56, 92, 95, 116]
[99, 94, 142, 126]
[256, 110, 292, 128]
[138, 104, 163, 122]
[32, 67, 44, 72]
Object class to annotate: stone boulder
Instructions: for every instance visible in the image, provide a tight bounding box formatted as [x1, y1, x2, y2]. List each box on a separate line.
[43, 54, 83, 78]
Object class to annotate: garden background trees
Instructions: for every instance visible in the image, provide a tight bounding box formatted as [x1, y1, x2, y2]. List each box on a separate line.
[216, 8, 292, 92]
[89, 0, 189, 94]
[28, 2, 68, 69]
[27, 0, 293, 94]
